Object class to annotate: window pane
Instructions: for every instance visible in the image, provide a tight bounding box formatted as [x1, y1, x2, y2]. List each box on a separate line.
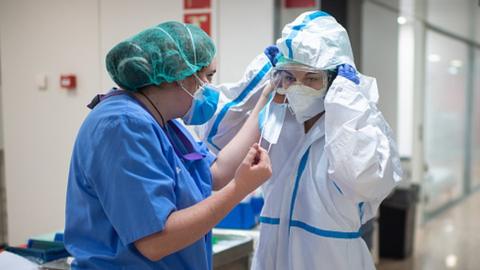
[424, 30, 468, 213]
[426, 0, 473, 41]
[472, 49, 480, 188]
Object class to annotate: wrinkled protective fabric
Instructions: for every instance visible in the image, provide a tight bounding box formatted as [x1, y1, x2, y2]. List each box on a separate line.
[251, 74, 402, 270]
[65, 93, 215, 269]
[193, 53, 273, 152]
[193, 11, 401, 270]
[181, 82, 220, 125]
[195, 71, 402, 269]
[276, 11, 355, 70]
[284, 84, 326, 123]
[106, 21, 216, 91]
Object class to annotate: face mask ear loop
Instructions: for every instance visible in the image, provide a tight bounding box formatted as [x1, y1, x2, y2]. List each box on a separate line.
[191, 73, 208, 97]
[193, 73, 205, 86]
[178, 80, 195, 98]
[267, 142, 273, 153]
[258, 129, 273, 154]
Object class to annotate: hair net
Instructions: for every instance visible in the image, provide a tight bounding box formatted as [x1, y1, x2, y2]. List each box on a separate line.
[276, 11, 355, 71]
[106, 21, 216, 91]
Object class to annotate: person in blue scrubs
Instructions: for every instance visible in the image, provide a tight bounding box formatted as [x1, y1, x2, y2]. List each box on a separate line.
[65, 21, 272, 270]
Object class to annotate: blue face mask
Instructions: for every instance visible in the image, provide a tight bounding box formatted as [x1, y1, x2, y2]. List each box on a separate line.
[258, 94, 287, 152]
[180, 75, 219, 125]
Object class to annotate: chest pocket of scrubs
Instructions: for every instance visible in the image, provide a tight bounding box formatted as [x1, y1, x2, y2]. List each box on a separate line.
[172, 167, 201, 207]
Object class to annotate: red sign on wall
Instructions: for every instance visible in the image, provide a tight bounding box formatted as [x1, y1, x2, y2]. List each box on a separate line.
[184, 13, 211, 35]
[285, 0, 316, 8]
[184, 0, 210, 9]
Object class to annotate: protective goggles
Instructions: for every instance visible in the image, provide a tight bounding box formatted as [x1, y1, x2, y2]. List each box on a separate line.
[270, 67, 331, 93]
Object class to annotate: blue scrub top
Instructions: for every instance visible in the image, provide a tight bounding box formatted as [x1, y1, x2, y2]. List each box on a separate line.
[65, 92, 215, 270]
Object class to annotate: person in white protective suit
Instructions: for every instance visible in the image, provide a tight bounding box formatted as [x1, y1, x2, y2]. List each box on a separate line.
[195, 11, 402, 270]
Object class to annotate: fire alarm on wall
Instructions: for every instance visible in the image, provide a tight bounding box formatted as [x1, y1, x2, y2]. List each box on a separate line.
[60, 74, 77, 90]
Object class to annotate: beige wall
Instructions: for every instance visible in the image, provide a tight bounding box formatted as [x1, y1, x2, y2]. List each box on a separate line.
[99, 0, 183, 90]
[0, 0, 273, 245]
[216, 0, 274, 83]
[97, 0, 275, 89]
[362, 1, 399, 136]
[0, 0, 101, 245]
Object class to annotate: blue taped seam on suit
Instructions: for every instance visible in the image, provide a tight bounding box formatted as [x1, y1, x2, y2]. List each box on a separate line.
[288, 147, 311, 224]
[259, 217, 361, 239]
[259, 216, 280, 225]
[285, 11, 329, 58]
[358, 202, 365, 223]
[206, 61, 272, 150]
[290, 220, 361, 239]
[284, 145, 362, 239]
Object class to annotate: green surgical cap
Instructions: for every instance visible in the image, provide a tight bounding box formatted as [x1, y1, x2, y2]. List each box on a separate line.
[106, 21, 216, 91]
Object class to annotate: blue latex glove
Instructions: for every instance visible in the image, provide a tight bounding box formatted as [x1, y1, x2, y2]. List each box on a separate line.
[337, 64, 360, 85]
[264, 45, 280, 66]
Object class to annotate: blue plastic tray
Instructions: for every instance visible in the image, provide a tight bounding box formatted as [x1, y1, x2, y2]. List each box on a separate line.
[6, 239, 70, 264]
[216, 197, 264, 229]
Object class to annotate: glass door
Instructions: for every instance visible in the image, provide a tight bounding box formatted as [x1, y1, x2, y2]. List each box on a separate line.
[471, 48, 480, 190]
[423, 30, 469, 217]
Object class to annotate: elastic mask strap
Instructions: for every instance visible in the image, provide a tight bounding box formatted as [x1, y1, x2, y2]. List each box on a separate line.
[178, 81, 195, 98]
[258, 135, 273, 154]
[192, 73, 206, 88]
[179, 72, 208, 101]
[267, 142, 273, 153]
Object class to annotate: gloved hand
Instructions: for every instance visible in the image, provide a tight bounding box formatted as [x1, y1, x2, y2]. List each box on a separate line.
[337, 64, 359, 85]
[264, 45, 280, 66]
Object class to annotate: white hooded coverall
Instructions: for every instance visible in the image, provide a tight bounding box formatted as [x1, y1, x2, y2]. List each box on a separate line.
[195, 11, 402, 270]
